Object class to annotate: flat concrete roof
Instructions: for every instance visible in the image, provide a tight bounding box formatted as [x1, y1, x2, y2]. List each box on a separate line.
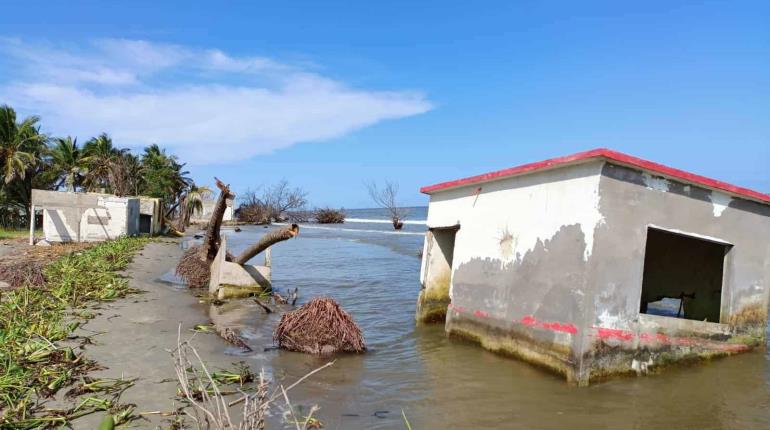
[420, 148, 770, 205]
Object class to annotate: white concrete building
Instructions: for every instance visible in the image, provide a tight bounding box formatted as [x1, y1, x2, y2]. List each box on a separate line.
[30, 190, 143, 243]
[417, 148, 770, 385]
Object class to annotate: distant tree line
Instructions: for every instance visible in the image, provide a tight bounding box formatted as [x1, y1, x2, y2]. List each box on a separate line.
[235, 180, 351, 225]
[235, 179, 408, 229]
[0, 104, 204, 229]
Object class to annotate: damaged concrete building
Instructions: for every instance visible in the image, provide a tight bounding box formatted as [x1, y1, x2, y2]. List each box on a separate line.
[417, 148, 770, 385]
[30, 190, 162, 243]
[190, 197, 234, 224]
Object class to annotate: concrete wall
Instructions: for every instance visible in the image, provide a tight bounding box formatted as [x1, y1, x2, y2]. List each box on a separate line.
[581, 163, 770, 383]
[33, 190, 140, 242]
[209, 235, 271, 299]
[421, 160, 770, 385]
[417, 228, 457, 323]
[139, 197, 163, 235]
[424, 161, 605, 383]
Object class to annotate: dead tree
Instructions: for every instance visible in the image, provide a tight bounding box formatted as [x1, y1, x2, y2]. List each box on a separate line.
[202, 178, 234, 260]
[366, 180, 408, 230]
[232, 224, 299, 265]
[175, 178, 234, 288]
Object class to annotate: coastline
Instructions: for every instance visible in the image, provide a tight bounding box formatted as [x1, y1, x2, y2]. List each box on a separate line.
[63, 239, 236, 429]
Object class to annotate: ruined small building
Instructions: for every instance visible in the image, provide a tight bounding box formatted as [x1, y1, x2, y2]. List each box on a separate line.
[138, 197, 163, 235]
[191, 198, 234, 224]
[29, 190, 158, 243]
[417, 148, 770, 385]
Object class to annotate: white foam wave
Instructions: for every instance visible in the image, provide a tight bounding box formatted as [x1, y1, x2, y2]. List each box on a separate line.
[345, 218, 427, 225]
[275, 223, 424, 236]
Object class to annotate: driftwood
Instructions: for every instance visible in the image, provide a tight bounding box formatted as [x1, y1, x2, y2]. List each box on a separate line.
[274, 297, 365, 354]
[215, 325, 252, 352]
[253, 297, 275, 313]
[232, 224, 299, 265]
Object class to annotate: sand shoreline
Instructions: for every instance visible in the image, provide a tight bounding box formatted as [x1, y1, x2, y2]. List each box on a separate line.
[66, 239, 237, 429]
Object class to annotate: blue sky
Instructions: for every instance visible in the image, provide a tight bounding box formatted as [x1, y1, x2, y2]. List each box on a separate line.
[1, 1, 767, 208]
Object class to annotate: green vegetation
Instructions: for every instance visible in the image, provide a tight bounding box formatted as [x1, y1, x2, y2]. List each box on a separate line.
[0, 236, 148, 427]
[0, 104, 203, 231]
[0, 227, 28, 240]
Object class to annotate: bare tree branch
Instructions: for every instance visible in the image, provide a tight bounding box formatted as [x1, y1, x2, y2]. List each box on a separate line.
[366, 180, 408, 230]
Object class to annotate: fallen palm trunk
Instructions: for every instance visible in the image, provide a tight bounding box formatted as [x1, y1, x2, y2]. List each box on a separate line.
[175, 178, 234, 288]
[274, 298, 365, 354]
[202, 178, 235, 261]
[233, 224, 299, 265]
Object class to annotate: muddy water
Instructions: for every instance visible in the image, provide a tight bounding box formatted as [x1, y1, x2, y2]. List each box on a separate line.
[210, 209, 770, 430]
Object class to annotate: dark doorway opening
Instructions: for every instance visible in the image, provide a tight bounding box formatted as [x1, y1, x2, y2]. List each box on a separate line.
[639, 227, 730, 322]
[139, 214, 152, 234]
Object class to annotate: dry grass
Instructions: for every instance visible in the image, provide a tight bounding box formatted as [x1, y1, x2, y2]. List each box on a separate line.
[0, 240, 93, 289]
[0, 260, 46, 288]
[173, 330, 331, 430]
[274, 297, 366, 354]
[176, 246, 211, 288]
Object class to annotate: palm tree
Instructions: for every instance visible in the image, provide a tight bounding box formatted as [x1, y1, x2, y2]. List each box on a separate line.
[173, 183, 213, 231]
[0, 105, 45, 184]
[0, 105, 51, 224]
[183, 183, 213, 225]
[108, 152, 145, 197]
[142, 144, 192, 216]
[49, 136, 86, 191]
[83, 132, 123, 192]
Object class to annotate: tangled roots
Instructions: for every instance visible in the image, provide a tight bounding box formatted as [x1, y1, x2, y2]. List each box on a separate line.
[274, 297, 365, 354]
[175, 246, 210, 288]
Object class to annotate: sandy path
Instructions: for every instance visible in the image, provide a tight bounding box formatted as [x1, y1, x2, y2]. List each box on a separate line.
[70, 240, 238, 429]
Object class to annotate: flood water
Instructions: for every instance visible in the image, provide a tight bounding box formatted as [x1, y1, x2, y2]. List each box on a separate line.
[209, 207, 770, 430]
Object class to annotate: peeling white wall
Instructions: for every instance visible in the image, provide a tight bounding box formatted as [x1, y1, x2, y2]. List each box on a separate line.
[425, 161, 606, 298]
[709, 192, 732, 217]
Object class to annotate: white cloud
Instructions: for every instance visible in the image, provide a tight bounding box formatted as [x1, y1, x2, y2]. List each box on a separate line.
[0, 38, 432, 164]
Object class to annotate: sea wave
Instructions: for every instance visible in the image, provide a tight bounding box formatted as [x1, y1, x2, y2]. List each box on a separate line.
[275, 223, 424, 236]
[345, 218, 427, 225]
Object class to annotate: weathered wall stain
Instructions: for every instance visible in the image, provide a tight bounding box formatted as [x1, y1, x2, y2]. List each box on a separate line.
[422, 157, 770, 385]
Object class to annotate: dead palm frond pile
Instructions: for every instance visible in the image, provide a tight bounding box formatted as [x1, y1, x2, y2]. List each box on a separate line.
[0, 260, 46, 288]
[176, 246, 211, 288]
[274, 297, 365, 354]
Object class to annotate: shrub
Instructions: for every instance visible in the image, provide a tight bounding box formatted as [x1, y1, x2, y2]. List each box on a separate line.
[285, 210, 312, 223]
[314, 207, 345, 224]
[236, 203, 271, 225]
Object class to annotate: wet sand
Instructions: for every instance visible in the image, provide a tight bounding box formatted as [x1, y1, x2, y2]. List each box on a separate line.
[69, 239, 236, 429]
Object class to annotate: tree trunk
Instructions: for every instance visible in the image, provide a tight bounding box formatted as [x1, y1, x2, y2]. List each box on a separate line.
[175, 196, 188, 233]
[233, 224, 299, 265]
[200, 178, 234, 261]
[165, 201, 180, 219]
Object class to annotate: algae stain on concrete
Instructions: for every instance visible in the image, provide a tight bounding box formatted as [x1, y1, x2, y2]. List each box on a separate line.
[416, 270, 452, 324]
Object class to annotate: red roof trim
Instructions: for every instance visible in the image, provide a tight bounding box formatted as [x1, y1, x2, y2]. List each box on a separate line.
[419, 148, 770, 204]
